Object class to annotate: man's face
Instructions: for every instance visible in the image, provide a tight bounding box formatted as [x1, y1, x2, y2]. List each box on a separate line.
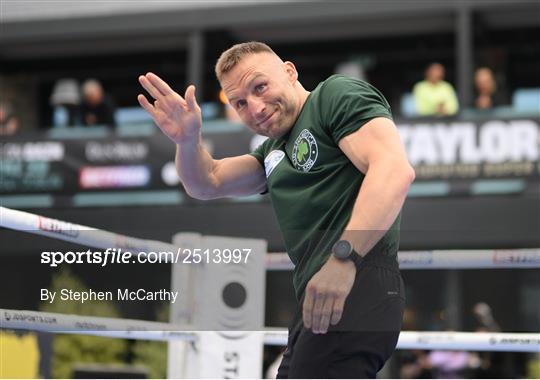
[85, 88, 103, 106]
[475, 69, 495, 93]
[426, 64, 445, 83]
[220, 53, 300, 139]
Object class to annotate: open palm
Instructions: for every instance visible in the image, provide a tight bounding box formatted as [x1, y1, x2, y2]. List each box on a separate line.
[138, 73, 202, 144]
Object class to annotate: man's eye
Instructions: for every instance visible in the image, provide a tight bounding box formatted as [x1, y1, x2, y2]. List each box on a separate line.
[255, 84, 267, 93]
[236, 100, 246, 109]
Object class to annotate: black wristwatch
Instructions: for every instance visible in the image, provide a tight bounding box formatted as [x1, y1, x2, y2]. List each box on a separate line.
[332, 239, 363, 268]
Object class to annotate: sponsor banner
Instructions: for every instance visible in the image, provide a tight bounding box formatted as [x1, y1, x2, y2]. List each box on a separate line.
[0, 117, 538, 196]
[85, 141, 148, 162]
[398, 251, 433, 266]
[399, 119, 540, 179]
[488, 336, 540, 348]
[0, 127, 254, 195]
[3, 311, 58, 325]
[0, 141, 65, 162]
[398, 331, 540, 352]
[492, 249, 540, 265]
[38, 216, 80, 238]
[79, 165, 150, 189]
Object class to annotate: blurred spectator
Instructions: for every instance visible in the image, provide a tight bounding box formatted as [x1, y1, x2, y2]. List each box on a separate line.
[80, 79, 116, 127]
[473, 67, 502, 110]
[50, 78, 81, 126]
[335, 60, 367, 81]
[419, 309, 477, 378]
[0, 100, 20, 136]
[398, 308, 433, 378]
[427, 350, 474, 378]
[399, 350, 432, 379]
[471, 302, 503, 378]
[473, 301, 500, 332]
[413, 63, 459, 117]
[399, 327, 475, 378]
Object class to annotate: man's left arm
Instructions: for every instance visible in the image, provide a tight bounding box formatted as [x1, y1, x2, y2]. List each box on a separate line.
[303, 117, 415, 334]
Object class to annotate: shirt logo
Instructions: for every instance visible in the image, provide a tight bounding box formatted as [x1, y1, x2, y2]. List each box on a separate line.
[264, 150, 285, 178]
[292, 129, 318, 172]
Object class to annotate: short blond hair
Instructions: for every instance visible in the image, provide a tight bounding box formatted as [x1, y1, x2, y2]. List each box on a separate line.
[215, 41, 276, 82]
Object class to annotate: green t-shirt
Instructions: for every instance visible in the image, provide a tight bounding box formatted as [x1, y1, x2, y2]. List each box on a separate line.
[251, 75, 401, 299]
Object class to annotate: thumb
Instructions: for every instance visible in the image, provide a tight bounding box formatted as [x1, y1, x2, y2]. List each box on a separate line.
[185, 85, 198, 111]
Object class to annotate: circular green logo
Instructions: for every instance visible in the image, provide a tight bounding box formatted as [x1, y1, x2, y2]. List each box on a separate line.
[292, 129, 318, 171]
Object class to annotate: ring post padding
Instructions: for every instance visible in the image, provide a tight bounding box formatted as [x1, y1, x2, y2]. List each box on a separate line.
[168, 233, 203, 379]
[169, 234, 267, 378]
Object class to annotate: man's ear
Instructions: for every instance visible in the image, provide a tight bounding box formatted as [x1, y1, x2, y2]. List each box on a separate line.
[283, 61, 298, 83]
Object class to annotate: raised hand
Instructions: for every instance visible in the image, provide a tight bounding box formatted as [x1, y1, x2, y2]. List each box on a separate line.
[138, 73, 202, 144]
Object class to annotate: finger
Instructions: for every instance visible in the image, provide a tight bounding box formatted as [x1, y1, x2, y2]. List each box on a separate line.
[137, 94, 156, 118]
[146, 72, 175, 96]
[311, 292, 326, 334]
[330, 295, 346, 326]
[154, 99, 172, 114]
[139, 75, 165, 101]
[302, 287, 315, 329]
[185, 85, 199, 111]
[318, 296, 335, 334]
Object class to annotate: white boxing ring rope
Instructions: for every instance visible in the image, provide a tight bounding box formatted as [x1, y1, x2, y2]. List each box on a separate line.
[1, 206, 539, 354]
[1, 308, 539, 352]
[1, 307, 197, 342]
[0, 206, 181, 260]
[266, 248, 540, 270]
[2, 206, 539, 270]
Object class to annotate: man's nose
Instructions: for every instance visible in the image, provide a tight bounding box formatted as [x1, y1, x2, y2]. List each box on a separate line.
[248, 97, 266, 119]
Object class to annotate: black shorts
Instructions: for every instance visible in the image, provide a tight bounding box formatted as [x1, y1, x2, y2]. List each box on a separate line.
[277, 253, 405, 379]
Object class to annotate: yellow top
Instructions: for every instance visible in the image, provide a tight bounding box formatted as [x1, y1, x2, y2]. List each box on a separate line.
[413, 80, 459, 116]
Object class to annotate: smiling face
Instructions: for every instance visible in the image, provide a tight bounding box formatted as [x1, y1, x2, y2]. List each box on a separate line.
[220, 52, 305, 139]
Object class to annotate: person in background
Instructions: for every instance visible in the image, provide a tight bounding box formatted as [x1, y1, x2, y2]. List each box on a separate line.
[398, 308, 433, 378]
[80, 79, 116, 127]
[0, 100, 20, 136]
[471, 302, 504, 378]
[399, 350, 432, 379]
[50, 78, 81, 126]
[417, 310, 475, 379]
[413, 63, 459, 117]
[473, 67, 501, 110]
[473, 302, 500, 332]
[427, 350, 473, 379]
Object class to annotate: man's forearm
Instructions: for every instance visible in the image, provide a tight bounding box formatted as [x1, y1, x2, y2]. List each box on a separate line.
[175, 137, 218, 199]
[341, 160, 414, 256]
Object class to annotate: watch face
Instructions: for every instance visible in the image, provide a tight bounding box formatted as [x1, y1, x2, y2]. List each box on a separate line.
[333, 240, 352, 260]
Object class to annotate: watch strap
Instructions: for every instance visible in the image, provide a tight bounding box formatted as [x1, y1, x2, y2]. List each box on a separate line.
[349, 249, 364, 269]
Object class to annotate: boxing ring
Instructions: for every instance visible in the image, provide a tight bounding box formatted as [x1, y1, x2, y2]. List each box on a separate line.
[1, 206, 539, 377]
